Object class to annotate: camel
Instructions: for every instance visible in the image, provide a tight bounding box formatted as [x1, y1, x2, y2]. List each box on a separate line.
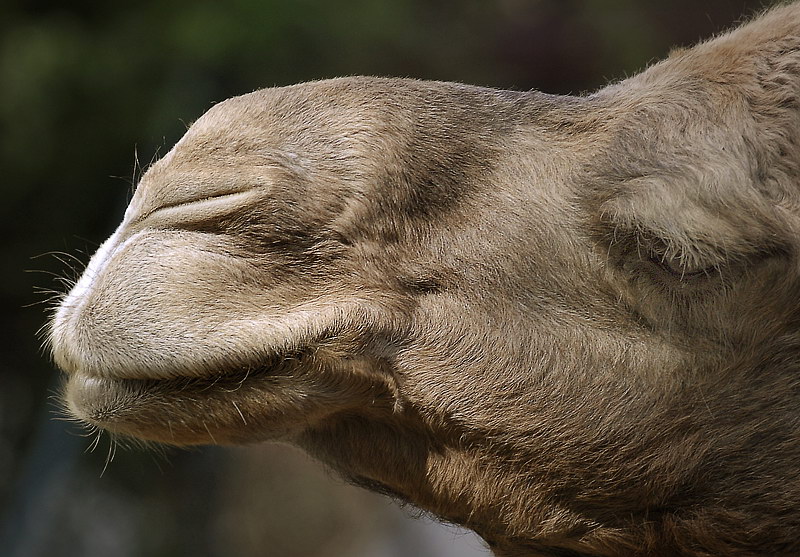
[49, 3, 800, 556]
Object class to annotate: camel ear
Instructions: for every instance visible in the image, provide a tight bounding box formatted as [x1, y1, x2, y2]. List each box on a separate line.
[610, 2, 800, 188]
[589, 5, 800, 277]
[630, 3, 800, 93]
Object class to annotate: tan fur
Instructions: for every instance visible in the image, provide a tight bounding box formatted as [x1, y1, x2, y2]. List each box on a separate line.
[49, 4, 800, 556]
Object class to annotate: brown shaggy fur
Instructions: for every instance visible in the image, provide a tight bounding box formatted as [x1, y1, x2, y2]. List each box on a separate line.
[50, 4, 800, 556]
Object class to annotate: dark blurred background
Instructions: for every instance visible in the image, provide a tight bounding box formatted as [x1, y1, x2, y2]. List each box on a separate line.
[1, 1, 780, 556]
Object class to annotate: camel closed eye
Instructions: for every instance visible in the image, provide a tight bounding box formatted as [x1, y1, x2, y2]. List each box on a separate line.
[650, 256, 715, 279]
[646, 246, 718, 280]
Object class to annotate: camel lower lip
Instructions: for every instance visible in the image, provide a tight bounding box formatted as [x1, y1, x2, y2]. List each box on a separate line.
[63, 358, 282, 419]
[62, 360, 296, 444]
[65, 373, 141, 426]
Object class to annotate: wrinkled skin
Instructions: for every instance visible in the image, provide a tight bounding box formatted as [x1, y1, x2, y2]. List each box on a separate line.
[50, 4, 800, 556]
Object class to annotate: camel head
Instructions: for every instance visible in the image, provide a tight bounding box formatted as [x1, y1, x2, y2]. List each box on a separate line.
[50, 4, 800, 556]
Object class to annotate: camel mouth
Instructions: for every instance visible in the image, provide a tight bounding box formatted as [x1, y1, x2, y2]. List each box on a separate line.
[66, 356, 286, 407]
[61, 348, 391, 447]
[62, 356, 298, 443]
[68, 361, 276, 398]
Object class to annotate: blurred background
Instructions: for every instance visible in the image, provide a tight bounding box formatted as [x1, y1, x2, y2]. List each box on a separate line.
[0, 1, 779, 556]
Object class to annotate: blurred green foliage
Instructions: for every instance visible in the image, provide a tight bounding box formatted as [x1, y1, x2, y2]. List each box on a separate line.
[0, 1, 779, 556]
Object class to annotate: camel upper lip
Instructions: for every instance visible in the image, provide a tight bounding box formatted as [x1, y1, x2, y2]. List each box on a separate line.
[79, 365, 265, 390]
